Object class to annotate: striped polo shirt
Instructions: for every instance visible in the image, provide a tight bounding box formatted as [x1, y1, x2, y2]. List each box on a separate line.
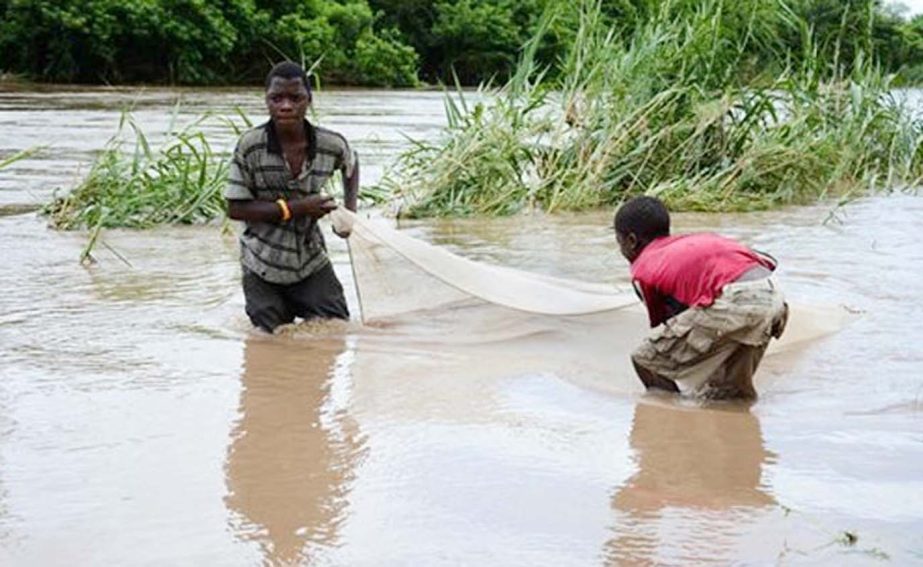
[225, 119, 356, 284]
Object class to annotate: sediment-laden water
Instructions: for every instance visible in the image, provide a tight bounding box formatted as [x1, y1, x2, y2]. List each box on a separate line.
[0, 85, 920, 565]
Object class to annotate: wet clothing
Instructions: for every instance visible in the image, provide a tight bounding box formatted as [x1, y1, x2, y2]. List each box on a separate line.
[226, 119, 356, 331]
[243, 264, 349, 332]
[631, 233, 776, 327]
[631, 276, 787, 400]
[225, 119, 356, 285]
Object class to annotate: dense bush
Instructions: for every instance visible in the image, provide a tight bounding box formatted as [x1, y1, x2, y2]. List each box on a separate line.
[0, 0, 921, 87]
[0, 0, 418, 86]
[0, 0, 241, 83]
[354, 29, 420, 87]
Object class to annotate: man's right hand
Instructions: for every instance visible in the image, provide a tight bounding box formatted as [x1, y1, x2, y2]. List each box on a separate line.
[290, 194, 338, 219]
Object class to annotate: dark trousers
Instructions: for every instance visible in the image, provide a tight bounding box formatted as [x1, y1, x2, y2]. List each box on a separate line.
[242, 263, 349, 332]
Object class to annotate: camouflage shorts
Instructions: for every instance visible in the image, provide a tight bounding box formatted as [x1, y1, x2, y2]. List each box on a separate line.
[631, 277, 787, 399]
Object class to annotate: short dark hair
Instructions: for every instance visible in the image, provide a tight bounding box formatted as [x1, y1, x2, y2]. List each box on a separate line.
[265, 61, 312, 93]
[614, 195, 670, 241]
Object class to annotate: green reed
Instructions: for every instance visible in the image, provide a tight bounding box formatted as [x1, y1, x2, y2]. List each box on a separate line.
[0, 145, 44, 170]
[44, 108, 250, 230]
[380, 0, 923, 217]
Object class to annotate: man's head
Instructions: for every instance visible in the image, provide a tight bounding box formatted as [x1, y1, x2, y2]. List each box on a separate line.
[614, 195, 670, 262]
[265, 61, 312, 126]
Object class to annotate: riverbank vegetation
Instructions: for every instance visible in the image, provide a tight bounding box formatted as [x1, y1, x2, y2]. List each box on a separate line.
[381, 0, 923, 216]
[1, 1, 922, 87]
[35, 0, 923, 237]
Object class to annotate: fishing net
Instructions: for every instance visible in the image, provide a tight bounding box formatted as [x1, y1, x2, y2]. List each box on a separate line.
[330, 208, 851, 354]
[331, 209, 637, 323]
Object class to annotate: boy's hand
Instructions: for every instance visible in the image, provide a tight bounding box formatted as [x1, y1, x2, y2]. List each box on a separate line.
[330, 207, 353, 239]
[291, 194, 337, 219]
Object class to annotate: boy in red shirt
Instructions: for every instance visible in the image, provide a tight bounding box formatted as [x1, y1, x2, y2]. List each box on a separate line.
[614, 196, 788, 400]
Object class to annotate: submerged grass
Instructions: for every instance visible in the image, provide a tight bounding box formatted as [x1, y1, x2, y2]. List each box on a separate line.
[44, 107, 250, 231]
[0, 146, 47, 217]
[0, 145, 44, 170]
[380, 0, 923, 217]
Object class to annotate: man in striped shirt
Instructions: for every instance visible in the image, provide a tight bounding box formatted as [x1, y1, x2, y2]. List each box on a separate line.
[225, 61, 358, 332]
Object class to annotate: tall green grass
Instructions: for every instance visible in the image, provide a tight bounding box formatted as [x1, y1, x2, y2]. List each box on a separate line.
[44, 108, 249, 230]
[0, 146, 44, 170]
[380, 0, 923, 216]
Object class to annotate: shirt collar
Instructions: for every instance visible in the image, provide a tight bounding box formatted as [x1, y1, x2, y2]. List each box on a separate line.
[264, 118, 317, 164]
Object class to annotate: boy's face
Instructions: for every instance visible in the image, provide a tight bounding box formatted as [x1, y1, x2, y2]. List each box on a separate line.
[616, 230, 640, 263]
[266, 77, 311, 126]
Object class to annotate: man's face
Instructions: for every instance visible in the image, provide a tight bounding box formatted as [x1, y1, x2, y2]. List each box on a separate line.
[616, 230, 639, 263]
[266, 77, 310, 126]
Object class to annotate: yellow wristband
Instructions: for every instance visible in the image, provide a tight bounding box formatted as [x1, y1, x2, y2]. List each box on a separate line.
[276, 199, 292, 222]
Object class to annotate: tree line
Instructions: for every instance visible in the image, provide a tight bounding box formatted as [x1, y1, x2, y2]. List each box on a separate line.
[1, 0, 922, 87]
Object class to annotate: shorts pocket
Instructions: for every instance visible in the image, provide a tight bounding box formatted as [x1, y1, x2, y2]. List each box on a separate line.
[685, 325, 720, 356]
[650, 317, 716, 365]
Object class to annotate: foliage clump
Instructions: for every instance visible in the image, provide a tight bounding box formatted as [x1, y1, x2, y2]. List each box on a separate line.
[1, 0, 922, 87]
[44, 111, 246, 230]
[380, 0, 923, 216]
[0, 0, 419, 87]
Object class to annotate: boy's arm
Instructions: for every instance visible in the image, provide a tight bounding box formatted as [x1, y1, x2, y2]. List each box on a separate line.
[751, 247, 779, 271]
[228, 196, 337, 222]
[331, 144, 359, 238]
[225, 141, 255, 203]
[636, 281, 669, 328]
[225, 140, 338, 222]
[342, 153, 359, 213]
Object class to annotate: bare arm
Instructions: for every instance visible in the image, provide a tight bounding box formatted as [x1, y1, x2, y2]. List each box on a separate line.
[227, 194, 337, 222]
[225, 141, 339, 222]
[342, 154, 359, 212]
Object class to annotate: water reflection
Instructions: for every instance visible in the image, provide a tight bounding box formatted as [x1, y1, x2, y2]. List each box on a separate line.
[224, 334, 362, 565]
[606, 401, 775, 565]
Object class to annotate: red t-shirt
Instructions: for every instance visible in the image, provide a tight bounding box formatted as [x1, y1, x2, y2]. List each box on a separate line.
[630, 233, 775, 327]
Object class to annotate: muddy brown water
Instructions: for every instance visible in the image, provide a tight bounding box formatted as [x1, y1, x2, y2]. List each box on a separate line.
[0, 85, 921, 566]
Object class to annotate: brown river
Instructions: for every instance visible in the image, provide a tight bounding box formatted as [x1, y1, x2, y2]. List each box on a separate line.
[0, 85, 921, 566]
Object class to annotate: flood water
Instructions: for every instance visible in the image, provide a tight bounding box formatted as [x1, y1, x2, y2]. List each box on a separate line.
[0, 85, 921, 566]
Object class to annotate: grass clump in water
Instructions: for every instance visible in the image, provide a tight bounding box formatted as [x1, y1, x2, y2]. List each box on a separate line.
[0, 145, 44, 170]
[380, 0, 923, 217]
[44, 109, 248, 230]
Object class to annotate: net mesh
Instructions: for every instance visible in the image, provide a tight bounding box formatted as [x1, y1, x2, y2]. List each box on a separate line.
[332, 209, 638, 323]
[331, 208, 852, 355]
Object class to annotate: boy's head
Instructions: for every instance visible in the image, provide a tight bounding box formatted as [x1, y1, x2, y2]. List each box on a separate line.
[614, 196, 670, 262]
[265, 61, 312, 93]
[265, 61, 312, 125]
